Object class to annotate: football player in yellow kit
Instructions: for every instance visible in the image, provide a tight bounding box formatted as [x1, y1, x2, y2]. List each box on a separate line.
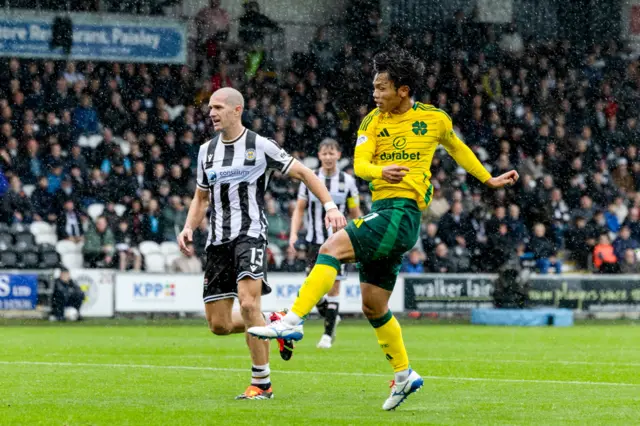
[249, 49, 519, 410]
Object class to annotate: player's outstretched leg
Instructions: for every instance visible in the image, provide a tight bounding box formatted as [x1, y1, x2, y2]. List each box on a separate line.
[362, 283, 423, 411]
[248, 231, 354, 341]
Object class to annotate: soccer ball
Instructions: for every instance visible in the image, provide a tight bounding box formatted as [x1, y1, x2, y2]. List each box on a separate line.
[64, 307, 80, 322]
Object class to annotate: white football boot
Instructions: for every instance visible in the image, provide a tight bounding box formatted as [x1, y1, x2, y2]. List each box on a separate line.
[248, 320, 304, 341]
[382, 369, 424, 411]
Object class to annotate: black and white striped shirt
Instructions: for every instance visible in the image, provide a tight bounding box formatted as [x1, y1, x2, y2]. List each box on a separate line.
[298, 169, 359, 245]
[196, 129, 294, 247]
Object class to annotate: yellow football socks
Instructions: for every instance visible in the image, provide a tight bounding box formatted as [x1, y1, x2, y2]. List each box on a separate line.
[370, 311, 409, 372]
[291, 254, 340, 318]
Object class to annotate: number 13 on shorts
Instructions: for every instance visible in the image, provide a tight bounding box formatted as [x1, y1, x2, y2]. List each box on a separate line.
[353, 212, 379, 228]
[250, 248, 264, 268]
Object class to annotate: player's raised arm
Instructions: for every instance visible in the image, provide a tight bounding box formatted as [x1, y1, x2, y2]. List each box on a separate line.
[439, 115, 518, 189]
[288, 161, 347, 232]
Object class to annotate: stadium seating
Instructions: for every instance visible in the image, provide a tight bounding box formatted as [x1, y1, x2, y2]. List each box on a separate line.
[87, 204, 105, 222]
[114, 204, 127, 217]
[19, 251, 40, 269]
[139, 241, 161, 256]
[164, 253, 181, 269]
[56, 240, 84, 269]
[15, 231, 36, 248]
[0, 232, 13, 248]
[22, 185, 36, 198]
[31, 222, 58, 245]
[144, 253, 166, 272]
[160, 241, 180, 256]
[0, 251, 18, 269]
[39, 244, 61, 268]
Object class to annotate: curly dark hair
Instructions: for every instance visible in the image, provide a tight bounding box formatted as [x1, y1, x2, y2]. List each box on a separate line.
[373, 48, 425, 96]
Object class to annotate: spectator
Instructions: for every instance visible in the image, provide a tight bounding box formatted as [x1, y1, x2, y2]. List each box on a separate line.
[401, 248, 425, 273]
[421, 222, 441, 259]
[429, 243, 455, 273]
[451, 234, 472, 272]
[613, 225, 639, 262]
[593, 234, 619, 273]
[56, 199, 84, 243]
[170, 242, 203, 273]
[624, 207, 640, 242]
[194, 0, 230, 71]
[142, 198, 163, 243]
[565, 216, 591, 270]
[488, 222, 515, 272]
[50, 268, 84, 322]
[438, 201, 467, 247]
[605, 203, 622, 233]
[527, 223, 562, 274]
[2, 176, 33, 224]
[72, 94, 99, 138]
[31, 176, 56, 222]
[161, 195, 187, 242]
[114, 219, 142, 271]
[106, 159, 135, 204]
[507, 204, 528, 243]
[423, 183, 449, 222]
[15, 138, 43, 185]
[239, 1, 281, 48]
[619, 249, 640, 274]
[83, 216, 115, 268]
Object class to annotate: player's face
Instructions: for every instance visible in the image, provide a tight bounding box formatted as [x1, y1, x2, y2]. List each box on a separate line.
[318, 146, 340, 169]
[208, 95, 239, 132]
[373, 72, 403, 113]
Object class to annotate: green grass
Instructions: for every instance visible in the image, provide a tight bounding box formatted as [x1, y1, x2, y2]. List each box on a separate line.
[1, 319, 639, 425]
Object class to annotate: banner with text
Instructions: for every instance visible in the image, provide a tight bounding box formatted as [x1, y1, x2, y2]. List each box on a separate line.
[403, 274, 640, 313]
[116, 273, 203, 312]
[69, 269, 114, 317]
[0, 273, 38, 310]
[113, 272, 404, 314]
[0, 11, 186, 63]
[259, 273, 404, 313]
[403, 274, 495, 312]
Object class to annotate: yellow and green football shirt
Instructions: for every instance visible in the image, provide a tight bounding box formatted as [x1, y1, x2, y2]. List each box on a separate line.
[354, 102, 492, 211]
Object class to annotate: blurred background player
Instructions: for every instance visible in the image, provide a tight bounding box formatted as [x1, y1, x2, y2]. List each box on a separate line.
[250, 49, 519, 410]
[289, 138, 361, 349]
[178, 87, 345, 400]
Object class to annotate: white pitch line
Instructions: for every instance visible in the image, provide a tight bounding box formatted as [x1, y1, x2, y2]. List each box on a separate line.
[0, 360, 638, 388]
[40, 353, 640, 367]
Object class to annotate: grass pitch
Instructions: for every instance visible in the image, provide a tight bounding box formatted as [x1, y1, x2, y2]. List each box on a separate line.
[1, 318, 639, 425]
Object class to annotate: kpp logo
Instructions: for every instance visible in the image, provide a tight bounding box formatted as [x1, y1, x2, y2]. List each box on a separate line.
[276, 284, 301, 298]
[133, 282, 176, 298]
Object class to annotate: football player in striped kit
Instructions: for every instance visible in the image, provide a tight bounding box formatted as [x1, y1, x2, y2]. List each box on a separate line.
[178, 88, 346, 400]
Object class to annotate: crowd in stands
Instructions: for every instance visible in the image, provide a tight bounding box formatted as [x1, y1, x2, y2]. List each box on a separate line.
[2, 3, 640, 275]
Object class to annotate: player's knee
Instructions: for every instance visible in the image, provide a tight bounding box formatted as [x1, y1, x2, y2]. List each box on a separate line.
[319, 238, 338, 257]
[239, 297, 259, 316]
[209, 322, 232, 336]
[361, 303, 378, 319]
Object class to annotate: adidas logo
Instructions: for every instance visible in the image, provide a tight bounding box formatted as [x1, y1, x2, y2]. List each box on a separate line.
[377, 128, 390, 138]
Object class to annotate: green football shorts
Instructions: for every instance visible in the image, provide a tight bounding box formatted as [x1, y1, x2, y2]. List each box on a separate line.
[345, 198, 421, 291]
